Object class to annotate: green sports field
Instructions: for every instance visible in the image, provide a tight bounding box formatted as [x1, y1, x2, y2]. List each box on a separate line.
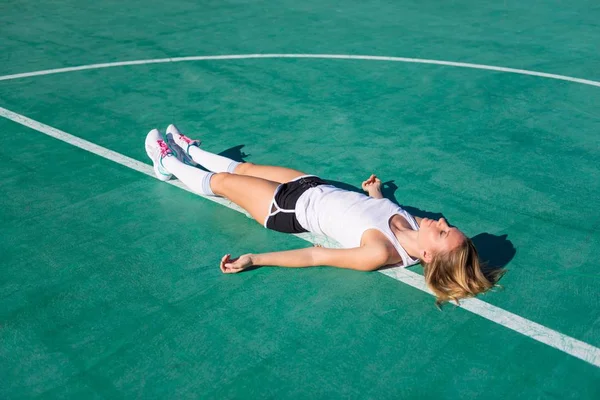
[1, 1, 599, 398]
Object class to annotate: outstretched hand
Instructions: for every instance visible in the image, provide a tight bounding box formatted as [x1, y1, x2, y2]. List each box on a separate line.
[361, 174, 382, 192]
[220, 253, 254, 274]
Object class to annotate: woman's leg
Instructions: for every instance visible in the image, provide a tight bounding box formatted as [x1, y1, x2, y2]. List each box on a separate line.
[185, 146, 308, 183]
[186, 146, 309, 183]
[232, 162, 309, 183]
[171, 125, 312, 183]
[210, 173, 280, 224]
[162, 155, 279, 225]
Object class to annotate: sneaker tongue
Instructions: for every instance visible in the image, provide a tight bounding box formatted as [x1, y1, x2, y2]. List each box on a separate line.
[166, 135, 195, 165]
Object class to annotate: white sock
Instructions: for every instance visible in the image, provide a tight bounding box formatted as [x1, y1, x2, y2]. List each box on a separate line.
[161, 155, 216, 196]
[187, 146, 241, 173]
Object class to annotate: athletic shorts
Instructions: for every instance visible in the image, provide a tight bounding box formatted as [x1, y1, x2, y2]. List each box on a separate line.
[264, 175, 328, 234]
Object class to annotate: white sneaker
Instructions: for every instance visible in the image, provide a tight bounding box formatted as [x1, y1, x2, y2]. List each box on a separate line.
[166, 124, 201, 164]
[145, 129, 173, 181]
[165, 133, 197, 167]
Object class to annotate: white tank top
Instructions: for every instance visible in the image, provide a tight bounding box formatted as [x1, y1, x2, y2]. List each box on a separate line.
[295, 185, 421, 267]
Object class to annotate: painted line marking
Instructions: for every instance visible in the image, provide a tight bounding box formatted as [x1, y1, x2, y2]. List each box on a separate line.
[1, 105, 598, 368]
[0, 107, 252, 215]
[0, 54, 599, 87]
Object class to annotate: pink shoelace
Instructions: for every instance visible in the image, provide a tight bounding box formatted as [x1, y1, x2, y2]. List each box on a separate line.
[178, 134, 200, 145]
[157, 139, 171, 158]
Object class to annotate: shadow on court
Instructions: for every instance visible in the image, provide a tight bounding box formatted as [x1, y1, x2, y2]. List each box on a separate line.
[219, 145, 249, 162]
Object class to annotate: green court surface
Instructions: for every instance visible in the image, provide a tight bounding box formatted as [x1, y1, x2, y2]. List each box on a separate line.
[1, 0, 599, 398]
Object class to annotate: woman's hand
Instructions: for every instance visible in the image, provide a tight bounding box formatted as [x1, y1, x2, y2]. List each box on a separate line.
[220, 253, 254, 274]
[361, 174, 382, 193]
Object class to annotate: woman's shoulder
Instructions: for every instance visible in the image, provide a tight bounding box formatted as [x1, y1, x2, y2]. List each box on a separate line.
[361, 229, 403, 264]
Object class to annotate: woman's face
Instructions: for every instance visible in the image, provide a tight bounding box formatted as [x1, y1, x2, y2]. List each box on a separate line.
[418, 217, 465, 262]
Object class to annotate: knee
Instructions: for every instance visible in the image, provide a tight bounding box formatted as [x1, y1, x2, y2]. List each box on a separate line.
[234, 162, 254, 175]
[209, 172, 232, 194]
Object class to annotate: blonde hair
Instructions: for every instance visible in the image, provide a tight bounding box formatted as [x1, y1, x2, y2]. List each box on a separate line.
[422, 237, 505, 308]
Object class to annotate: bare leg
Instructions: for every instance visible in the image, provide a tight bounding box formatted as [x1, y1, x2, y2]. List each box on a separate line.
[233, 162, 310, 183]
[161, 154, 279, 226]
[210, 173, 280, 225]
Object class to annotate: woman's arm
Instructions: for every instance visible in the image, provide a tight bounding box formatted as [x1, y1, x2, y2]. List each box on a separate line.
[220, 245, 389, 274]
[367, 188, 384, 199]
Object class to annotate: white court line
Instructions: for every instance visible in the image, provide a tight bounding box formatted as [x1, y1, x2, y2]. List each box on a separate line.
[0, 107, 252, 216]
[1, 105, 599, 368]
[0, 54, 599, 87]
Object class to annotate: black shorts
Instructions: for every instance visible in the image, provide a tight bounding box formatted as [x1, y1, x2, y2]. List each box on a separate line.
[264, 176, 328, 234]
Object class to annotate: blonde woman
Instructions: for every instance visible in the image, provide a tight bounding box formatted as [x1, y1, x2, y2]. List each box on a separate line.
[145, 125, 503, 305]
